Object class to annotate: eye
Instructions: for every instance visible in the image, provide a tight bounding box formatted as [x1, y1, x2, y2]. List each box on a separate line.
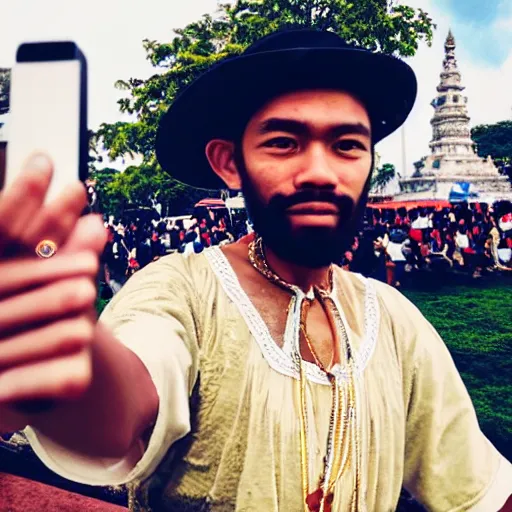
[334, 139, 367, 153]
[262, 137, 298, 151]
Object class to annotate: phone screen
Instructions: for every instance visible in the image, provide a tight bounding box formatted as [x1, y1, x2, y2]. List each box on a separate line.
[6, 57, 83, 203]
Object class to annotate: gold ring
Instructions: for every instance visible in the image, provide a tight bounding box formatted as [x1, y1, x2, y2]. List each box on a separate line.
[35, 240, 58, 259]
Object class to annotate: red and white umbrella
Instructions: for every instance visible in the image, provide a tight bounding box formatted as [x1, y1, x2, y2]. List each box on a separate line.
[194, 198, 226, 209]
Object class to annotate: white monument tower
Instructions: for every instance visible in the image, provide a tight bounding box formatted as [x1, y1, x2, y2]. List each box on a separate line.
[398, 30, 511, 200]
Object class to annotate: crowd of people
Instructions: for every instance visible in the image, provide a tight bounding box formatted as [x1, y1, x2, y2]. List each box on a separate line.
[100, 200, 512, 296]
[101, 207, 249, 294]
[345, 201, 512, 286]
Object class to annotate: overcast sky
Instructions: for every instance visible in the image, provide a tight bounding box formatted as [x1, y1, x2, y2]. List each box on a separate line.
[2, 0, 511, 176]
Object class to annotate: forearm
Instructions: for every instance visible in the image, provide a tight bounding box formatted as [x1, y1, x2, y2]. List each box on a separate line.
[31, 321, 159, 458]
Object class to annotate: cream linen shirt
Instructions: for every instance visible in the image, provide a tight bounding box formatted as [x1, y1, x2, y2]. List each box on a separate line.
[25, 248, 512, 511]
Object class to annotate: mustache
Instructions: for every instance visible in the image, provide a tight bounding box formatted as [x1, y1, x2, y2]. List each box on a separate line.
[268, 190, 355, 215]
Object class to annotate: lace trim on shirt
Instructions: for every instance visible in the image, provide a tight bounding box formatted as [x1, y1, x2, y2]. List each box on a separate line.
[205, 247, 379, 386]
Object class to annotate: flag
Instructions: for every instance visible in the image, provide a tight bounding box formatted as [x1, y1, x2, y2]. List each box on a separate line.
[449, 182, 476, 202]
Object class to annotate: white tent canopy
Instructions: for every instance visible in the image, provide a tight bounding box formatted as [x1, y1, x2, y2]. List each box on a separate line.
[225, 196, 245, 209]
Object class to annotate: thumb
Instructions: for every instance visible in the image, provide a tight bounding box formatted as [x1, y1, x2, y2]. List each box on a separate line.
[60, 214, 108, 255]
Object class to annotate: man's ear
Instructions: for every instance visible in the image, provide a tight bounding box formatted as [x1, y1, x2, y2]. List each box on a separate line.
[205, 139, 242, 190]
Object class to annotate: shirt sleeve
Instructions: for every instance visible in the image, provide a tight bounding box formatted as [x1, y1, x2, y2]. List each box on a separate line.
[25, 254, 201, 487]
[384, 287, 512, 511]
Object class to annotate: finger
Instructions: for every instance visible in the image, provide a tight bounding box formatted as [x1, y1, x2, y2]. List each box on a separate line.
[24, 181, 89, 252]
[0, 154, 53, 254]
[60, 213, 108, 256]
[0, 315, 94, 369]
[0, 348, 91, 403]
[0, 252, 99, 299]
[0, 277, 96, 333]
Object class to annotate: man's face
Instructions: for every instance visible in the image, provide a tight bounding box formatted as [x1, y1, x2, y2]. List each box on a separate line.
[238, 89, 373, 268]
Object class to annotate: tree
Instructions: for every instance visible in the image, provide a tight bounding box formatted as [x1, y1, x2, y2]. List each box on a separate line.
[94, 0, 435, 205]
[371, 163, 396, 192]
[472, 121, 512, 182]
[88, 167, 121, 215]
[92, 164, 208, 218]
[0, 68, 10, 115]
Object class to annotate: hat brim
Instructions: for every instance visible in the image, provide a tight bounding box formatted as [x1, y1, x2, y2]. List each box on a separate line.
[156, 47, 417, 190]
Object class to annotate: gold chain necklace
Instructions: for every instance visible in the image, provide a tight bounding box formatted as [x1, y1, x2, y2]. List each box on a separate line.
[248, 236, 364, 512]
[300, 300, 335, 372]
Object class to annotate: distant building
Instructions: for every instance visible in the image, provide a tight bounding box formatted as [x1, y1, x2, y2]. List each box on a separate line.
[397, 30, 512, 202]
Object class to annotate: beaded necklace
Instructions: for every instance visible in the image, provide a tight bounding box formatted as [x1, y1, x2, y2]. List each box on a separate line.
[248, 236, 365, 512]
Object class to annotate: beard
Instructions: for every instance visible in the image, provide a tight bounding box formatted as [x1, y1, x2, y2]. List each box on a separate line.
[237, 155, 371, 269]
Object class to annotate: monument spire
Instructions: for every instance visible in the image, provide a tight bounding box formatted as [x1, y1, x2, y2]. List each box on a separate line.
[428, 29, 473, 161]
[395, 29, 512, 200]
[441, 30, 461, 86]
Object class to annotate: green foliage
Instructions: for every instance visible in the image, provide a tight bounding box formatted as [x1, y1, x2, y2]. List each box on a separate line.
[404, 279, 512, 462]
[0, 68, 10, 115]
[91, 162, 212, 218]
[229, 0, 435, 55]
[95, 295, 110, 318]
[88, 166, 121, 215]
[371, 162, 396, 192]
[94, 0, 435, 191]
[95, 121, 157, 162]
[471, 121, 512, 176]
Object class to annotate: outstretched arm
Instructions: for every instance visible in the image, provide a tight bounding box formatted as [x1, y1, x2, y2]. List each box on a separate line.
[27, 321, 158, 458]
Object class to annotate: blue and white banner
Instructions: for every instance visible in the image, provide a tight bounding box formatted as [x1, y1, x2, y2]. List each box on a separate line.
[449, 182, 478, 202]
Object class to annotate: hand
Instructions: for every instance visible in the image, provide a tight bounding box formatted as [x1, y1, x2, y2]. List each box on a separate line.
[0, 155, 107, 433]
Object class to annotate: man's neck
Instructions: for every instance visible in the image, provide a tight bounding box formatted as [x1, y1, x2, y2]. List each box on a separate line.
[263, 244, 332, 293]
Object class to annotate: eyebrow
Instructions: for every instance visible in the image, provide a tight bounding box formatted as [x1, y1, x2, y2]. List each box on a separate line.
[258, 118, 371, 139]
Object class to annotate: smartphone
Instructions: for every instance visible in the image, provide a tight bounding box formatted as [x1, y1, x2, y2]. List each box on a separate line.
[5, 43, 88, 415]
[5, 41, 88, 203]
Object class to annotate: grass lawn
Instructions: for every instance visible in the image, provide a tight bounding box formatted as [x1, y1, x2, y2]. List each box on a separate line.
[403, 273, 512, 462]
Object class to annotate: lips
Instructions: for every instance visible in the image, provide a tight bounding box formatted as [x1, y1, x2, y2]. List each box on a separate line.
[286, 202, 340, 215]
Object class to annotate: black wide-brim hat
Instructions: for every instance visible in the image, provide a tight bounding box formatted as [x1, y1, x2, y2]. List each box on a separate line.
[156, 29, 417, 190]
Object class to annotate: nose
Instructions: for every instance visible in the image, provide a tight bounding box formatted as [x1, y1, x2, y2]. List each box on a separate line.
[293, 143, 338, 190]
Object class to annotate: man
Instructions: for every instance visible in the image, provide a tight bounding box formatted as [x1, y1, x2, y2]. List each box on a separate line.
[0, 30, 510, 512]
[103, 227, 129, 295]
[385, 227, 409, 288]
